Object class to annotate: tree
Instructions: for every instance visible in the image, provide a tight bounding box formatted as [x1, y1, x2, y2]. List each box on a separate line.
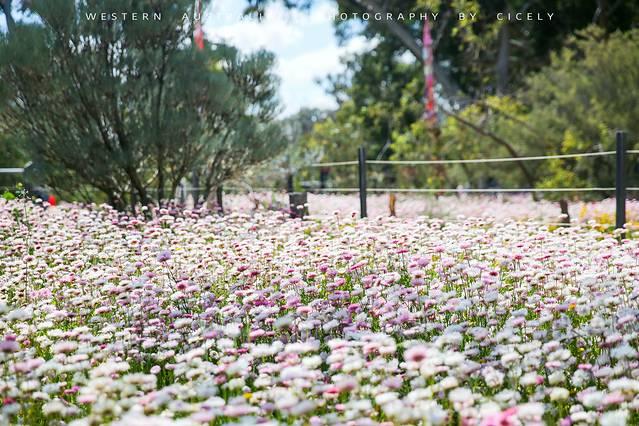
[305, 38, 426, 188]
[0, 0, 282, 210]
[278, 108, 328, 190]
[247, 0, 639, 187]
[0, 0, 16, 34]
[0, 133, 28, 190]
[247, 0, 639, 100]
[237, 108, 329, 194]
[192, 45, 284, 204]
[434, 27, 639, 219]
[523, 27, 639, 212]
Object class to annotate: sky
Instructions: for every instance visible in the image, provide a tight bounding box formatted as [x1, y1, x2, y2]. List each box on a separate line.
[204, 0, 368, 117]
[0, 0, 367, 117]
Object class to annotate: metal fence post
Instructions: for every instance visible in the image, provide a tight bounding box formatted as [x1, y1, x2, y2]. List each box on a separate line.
[288, 192, 308, 219]
[358, 146, 367, 218]
[216, 185, 224, 216]
[616, 130, 626, 229]
[286, 172, 294, 193]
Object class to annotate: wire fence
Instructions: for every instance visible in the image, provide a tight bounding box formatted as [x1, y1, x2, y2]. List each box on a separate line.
[305, 131, 632, 227]
[312, 150, 639, 167]
[1, 132, 634, 226]
[312, 187, 622, 193]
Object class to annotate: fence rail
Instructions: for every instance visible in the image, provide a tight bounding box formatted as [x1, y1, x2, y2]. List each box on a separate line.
[365, 151, 617, 165]
[311, 150, 639, 168]
[313, 187, 621, 193]
[311, 161, 358, 167]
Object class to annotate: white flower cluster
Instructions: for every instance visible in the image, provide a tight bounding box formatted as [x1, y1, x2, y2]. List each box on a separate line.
[1, 199, 639, 425]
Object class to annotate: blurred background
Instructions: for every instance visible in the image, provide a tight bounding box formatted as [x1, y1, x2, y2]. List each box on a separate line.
[1, 0, 638, 223]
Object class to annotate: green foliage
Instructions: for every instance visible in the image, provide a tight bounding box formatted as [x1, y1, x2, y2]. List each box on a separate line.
[2, 191, 16, 201]
[193, 45, 285, 201]
[522, 27, 639, 200]
[437, 95, 538, 188]
[242, 108, 332, 192]
[0, 0, 282, 209]
[437, 27, 639, 198]
[269, 0, 639, 195]
[0, 131, 28, 190]
[304, 16, 638, 200]
[306, 39, 425, 187]
[283, 0, 639, 98]
[278, 109, 329, 184]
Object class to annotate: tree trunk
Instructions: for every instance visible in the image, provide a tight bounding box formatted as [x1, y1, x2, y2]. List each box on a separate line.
[594, 0, 609, 27]
[154, 46, 167, 204]
[286, 173, 294, 193]
[216, 186, 224, 216]
[170, 179, 180, 204]
[174, 183, 182, 205]
[460, 163, 473, 184]
[388, 193, 396, 217]
[339, 0, 467, 104]
[559, 199, 570, 224]
[191, 170, 200, 207]
[130, 191, 137, 214]
[157, 165, 165, 204]
[137, 186, 151, 210]
[108, 193, 125, 212]
[496, 21, 510, 95]
[319, 167, 329, 189]
[0, 0, 16, 35]
[122, 166, 151, 209]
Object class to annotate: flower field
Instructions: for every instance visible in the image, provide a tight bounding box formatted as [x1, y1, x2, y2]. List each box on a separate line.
[223, 192, 639, 225]
[2, 199, 639, 425]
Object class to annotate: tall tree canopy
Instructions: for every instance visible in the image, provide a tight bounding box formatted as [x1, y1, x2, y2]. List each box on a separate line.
[0, 0, 18, 35]
[248, 0, 639, 100]
[248, 0, 638, 194]
[0, 0, 283, 209]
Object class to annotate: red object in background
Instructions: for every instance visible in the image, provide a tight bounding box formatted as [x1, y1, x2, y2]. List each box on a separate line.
[422, 19, 437, 123]
[194, 0, 205, 50]
[48, 195, 56, 206]
[194, 26, 204, 50]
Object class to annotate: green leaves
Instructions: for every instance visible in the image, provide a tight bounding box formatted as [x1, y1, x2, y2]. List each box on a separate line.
[521, 27, 639, 199]
[2, 191, 16, 201]
[0, 0, 281, 208]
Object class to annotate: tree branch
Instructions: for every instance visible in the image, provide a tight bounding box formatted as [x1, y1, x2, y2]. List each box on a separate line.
[339, 0, 467, 104]
[0, 0, 15, 35]
[440, 107, 536, 188]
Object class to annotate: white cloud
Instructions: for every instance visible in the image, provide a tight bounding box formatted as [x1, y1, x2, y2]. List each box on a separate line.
[210, 20, 302, 52]
[204, 1, 337, 53]
[396, 50, 415, 64]
[276, 36, 375, 115]
[205, 4, 305, 52]
[203, 0, 372, 117]
[278, 36, 369, 84]
[306, 2, 341, 24]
